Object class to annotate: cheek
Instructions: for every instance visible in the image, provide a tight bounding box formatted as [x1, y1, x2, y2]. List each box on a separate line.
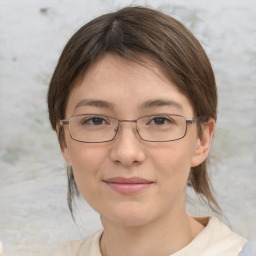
[150, 141, 195, 187]
[68, 142, 108, 168]
[67, 143, 109, 191]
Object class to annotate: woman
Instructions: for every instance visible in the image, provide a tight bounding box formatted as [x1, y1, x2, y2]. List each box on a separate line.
[48, 6, 255, 256]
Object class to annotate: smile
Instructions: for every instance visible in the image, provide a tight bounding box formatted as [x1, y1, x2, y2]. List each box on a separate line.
[103, 177, 154, 194]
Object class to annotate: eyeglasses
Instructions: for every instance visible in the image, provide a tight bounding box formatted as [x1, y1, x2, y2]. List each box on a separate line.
[60, 114, 198, 143]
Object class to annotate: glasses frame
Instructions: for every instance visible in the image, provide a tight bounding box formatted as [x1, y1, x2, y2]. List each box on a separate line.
[60, 113, 199, 143]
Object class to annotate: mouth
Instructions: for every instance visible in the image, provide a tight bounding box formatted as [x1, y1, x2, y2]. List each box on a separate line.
[103, 177, 154, 194]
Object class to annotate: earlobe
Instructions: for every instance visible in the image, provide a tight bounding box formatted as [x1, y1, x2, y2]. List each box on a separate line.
[191, 119, 215, 167]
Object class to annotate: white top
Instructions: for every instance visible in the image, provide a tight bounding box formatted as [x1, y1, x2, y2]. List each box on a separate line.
[0, 241, 5, 256]
[53, 216, 247, 256]
[0, 241, 2, 256]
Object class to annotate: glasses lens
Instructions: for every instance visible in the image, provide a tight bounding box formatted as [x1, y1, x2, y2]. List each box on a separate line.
[137, 114, 187, 142]
[69, 115, 118, 142]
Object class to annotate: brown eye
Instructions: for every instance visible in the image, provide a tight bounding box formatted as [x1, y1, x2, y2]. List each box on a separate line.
[90, 117, 105, 125]
[81, 116, 109, 126]
[152, 117, 166, 125]
[148, 116, 175, 126]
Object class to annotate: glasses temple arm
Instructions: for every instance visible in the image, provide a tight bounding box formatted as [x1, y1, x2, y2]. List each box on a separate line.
[60, 120, 69, 125]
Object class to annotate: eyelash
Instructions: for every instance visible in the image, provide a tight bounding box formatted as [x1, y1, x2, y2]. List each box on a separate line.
[81, 116, 109, 125]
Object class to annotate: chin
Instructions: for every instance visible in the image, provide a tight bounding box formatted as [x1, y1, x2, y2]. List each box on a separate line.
[101, 202, 157, 227]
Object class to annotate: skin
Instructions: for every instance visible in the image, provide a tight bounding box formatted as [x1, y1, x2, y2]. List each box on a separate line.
[60, 53, 215, 256]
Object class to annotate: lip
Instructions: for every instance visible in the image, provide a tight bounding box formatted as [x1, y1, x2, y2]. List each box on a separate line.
[103, 177, 154, 194]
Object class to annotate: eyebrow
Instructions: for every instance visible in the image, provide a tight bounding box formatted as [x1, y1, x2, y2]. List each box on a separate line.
[74, 99, 114, 110]
[140, 99, 183, 110]
[74, 98, 183, 111]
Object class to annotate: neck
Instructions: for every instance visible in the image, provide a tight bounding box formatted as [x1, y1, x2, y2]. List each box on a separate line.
[100, 210, 205, 256]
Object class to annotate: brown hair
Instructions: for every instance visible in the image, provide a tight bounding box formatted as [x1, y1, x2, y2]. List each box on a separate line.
[48, 6, 220, 217]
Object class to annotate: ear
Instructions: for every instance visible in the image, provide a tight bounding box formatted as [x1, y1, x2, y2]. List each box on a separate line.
[191, 118, 215, 167]
[56, 123, 72, 166]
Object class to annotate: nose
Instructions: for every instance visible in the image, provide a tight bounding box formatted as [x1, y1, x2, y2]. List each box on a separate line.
[109, 122, 146, 167]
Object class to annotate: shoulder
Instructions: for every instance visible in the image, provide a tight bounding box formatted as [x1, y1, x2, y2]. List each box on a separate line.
[201, 216, 247, 253]
[193, 216, 247, 244]
[0, 241, 4, 256]
[176, 216, 248, 256]
[52, 240, 82, 256]
[52, 230, 103, 256]
[239, 241, 256, 256]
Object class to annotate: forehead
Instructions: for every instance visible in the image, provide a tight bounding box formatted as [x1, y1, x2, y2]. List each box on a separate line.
[65, 53, 194, 117]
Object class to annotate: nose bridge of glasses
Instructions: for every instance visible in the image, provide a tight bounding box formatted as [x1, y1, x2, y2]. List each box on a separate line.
[118, 119, 137, 124]
[114, 119, 138, 132]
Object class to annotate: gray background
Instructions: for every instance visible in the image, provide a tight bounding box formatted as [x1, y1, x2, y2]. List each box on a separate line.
[0, 0, 255, 255]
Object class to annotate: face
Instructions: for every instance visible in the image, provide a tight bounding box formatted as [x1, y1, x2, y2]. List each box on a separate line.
[61, 53, 213, 227]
